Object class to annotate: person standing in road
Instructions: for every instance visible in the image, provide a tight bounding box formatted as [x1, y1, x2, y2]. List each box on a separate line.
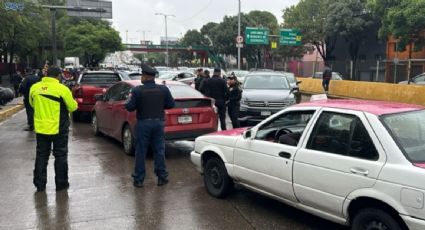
[11, 71, 23, 97]
[194, 68, 204, 91]
[227, 74, 242, 128]
[199, 69, 211, 95]
[30, 66, 78, 192]
[125, 64, 175, 188]
[19, 69, 40, 131]
[322, 65, 332, 93]
[204, 68, 229, 130]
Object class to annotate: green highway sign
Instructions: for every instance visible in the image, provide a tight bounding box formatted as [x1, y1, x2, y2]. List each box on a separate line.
[280, 29, 302, 46]
[245, 27, 269, 45]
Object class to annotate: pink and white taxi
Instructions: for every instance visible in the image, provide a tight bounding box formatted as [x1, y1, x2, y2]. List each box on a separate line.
[191, 99, 425, 230]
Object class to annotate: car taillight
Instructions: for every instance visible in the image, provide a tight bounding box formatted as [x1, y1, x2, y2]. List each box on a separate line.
[74, 87, 83, 98]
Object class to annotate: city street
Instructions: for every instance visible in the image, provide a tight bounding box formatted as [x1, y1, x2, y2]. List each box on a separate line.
[0, 110, 345, 230]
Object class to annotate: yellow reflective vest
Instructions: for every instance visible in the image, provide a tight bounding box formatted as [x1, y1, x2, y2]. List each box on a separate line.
[30, 77, 77, 135]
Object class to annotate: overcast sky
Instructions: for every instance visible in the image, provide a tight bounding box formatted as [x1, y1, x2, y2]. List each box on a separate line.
[110, 0, 299, 44]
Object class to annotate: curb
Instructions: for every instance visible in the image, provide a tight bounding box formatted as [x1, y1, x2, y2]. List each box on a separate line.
[0, 103, 24, 123]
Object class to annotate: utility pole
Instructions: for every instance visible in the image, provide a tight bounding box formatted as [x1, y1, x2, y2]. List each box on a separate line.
[137, 30, 151, 42]
[156, 13, 175, 67]
[237, 0, 241, 70]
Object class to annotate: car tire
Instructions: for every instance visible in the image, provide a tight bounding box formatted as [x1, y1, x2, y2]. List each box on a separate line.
[91, 113, 101, 136]
[72, 111, 80, 122]
[352, 208, 403, 230]
[122, 124, 135, 155]
[204, 157, 233, 198]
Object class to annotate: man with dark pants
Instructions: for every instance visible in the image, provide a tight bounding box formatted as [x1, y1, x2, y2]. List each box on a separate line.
[19, 69, 40, 131]
[227, 75, 242, 128]
[30, 66, 77, 192]
[125, 64, 175, 188]
[204, 68, 229, 130]
[322, 65, 332, 93]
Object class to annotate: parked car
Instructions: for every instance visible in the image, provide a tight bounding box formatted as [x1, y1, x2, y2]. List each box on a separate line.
[227, 70, 249, 84]
[72, 71, 129, 121]
[313, 72, 343, 80]
[398, 73, 425, 85]
[127, 71, 142, 80]
[91, 80, 218, 155]
[282, 72, 302, 103]
[239, 72, 297, 126]
[158, 71, 195, 82]
[191, 99, 425, 230]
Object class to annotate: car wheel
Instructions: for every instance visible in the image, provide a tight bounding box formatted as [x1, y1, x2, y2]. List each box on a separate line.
[352, 208, 403, 230]
[72, 111, 80, 122]
[122, 124, 135, 155]
[204, 157, 233, 198]
[91, 113, 101, 136]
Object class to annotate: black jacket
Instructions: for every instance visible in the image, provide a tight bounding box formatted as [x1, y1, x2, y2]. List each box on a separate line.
[204, 75, 229, 101]
[19, 74, 40, 100]
[228, 85, 242, 106]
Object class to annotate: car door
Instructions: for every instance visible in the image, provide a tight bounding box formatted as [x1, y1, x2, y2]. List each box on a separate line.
[109, 83, 133, 140]
[96, 85, 118, 133]
[101, 83, 123, 134]
[293, 109, 386, 218]
[234, 109, 317, 201]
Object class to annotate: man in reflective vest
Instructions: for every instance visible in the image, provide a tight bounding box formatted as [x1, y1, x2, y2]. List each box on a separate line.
[30, 66, 78, 192]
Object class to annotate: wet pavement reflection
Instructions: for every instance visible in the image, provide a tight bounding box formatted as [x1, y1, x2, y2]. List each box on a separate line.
[0, 110, 345, 229]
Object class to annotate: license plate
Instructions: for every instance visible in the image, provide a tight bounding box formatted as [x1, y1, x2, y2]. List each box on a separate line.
[261, 111, 271, 116]
[178, 115, 192, 124]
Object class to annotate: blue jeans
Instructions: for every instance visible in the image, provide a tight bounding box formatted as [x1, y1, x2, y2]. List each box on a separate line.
[133, 119, 168, 183]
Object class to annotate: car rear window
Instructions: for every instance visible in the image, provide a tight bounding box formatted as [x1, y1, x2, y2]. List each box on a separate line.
[80, 73, 121, 85]
[168, 85, 203, 98]
[381, 110, 425, 163]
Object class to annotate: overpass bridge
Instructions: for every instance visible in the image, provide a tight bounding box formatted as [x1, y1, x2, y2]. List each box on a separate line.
[123, 44, 223, 67]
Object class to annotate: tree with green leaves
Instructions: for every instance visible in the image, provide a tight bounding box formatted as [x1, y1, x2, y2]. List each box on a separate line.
[326, 0, 375, 79]
[283, 0, 335, 64]
[63, 20, 122, 67]
[368, 0, 425, 56]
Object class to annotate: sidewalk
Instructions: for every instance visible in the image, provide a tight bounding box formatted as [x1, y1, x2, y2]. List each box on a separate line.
[0, 96, 24, 123]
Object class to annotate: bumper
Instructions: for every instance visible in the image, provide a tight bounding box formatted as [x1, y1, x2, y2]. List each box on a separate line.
[190, 150, 202, 173]
[165, 128, 216, 141]
[239, 107, 283, 124]
[402, 215, 425, 230]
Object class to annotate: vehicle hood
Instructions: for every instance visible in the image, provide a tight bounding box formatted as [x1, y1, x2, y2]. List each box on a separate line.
[242, 89, 293, 101]
[208, 127, 248, 136]
[196, 128, 248, 147]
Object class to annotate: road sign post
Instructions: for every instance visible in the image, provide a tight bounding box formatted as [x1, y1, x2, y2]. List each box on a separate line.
[280, 29, 302, 46]
[245, 27, 269, 45]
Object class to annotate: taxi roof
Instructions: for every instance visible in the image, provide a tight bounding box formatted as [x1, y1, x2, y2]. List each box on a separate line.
[295, 99, 424, 116]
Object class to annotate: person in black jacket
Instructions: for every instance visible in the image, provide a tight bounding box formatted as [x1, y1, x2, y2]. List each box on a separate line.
[194, 68, 204, 91]
[11, 71, 22, 97]
[125, 64, 175, 188]
[199, 69, 210, 95]
[204, 68, 229, 130]
[227, 74, 242, 128]
[19, 69, 40, 131]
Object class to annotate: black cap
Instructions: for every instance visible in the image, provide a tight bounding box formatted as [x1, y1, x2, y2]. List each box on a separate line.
[204, 69, 210, 74]
[141, 64, 158, 76]
[213, 68, 221, 73]
[197, 68, 203, 72]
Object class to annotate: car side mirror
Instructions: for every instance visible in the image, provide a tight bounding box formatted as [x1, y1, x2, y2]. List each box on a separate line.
[296, 81, 302, 85]
[290, 86, 299, 94]
[243, 129, 253, 139]
[94, 94, 104, 101]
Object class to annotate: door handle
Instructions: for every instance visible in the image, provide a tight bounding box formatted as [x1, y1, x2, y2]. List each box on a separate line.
[350, 167, 369, 176]
[278, 151, 291, 159]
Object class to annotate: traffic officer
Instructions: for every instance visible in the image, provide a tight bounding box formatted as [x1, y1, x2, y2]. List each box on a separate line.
[19, 68, 40, 131]
[204, 68, 229, 130]
[30, 66, 77, 192]
[125, 64, 175, 188]
[227, 74, 242, 128]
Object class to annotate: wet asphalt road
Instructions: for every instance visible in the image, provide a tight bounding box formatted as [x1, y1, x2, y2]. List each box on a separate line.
[0, 109, 346, 230]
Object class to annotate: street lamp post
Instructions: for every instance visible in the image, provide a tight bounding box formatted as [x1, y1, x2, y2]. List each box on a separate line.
[137, 30, 151, 42]
[238, 0, 241, 70]
[155, 13, 175, 67]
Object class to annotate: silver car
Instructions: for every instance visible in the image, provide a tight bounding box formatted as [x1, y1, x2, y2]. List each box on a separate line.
[239, 72, 297, 126]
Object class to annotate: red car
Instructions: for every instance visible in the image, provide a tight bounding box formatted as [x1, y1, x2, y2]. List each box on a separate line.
[91, 80, 218, 154]
[72, 71, 129, 121]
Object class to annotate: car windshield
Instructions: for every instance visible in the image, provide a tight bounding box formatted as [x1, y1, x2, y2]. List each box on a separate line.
[283, 73, 296, 83]
[80, 73, 121, 85]
[128, 73, 141, 80]
[244, 75, 290, 89]
[168, 84, 203, 98]
[381, 110, 425, 163]
[158, 72, 177, 80]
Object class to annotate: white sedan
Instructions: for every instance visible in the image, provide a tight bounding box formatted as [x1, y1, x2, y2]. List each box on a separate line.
[191, 99, 425, 230]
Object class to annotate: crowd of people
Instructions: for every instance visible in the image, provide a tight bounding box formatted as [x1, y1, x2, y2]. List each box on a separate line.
[193, 67, 242, 130]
